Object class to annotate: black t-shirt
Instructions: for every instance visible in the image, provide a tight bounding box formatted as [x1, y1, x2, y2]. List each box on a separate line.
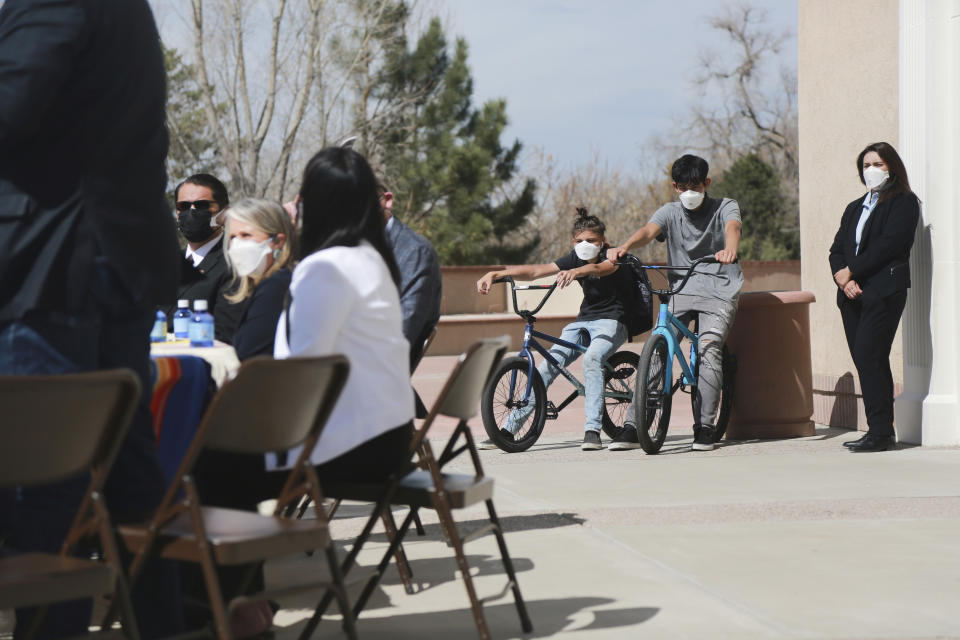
[554, 247, 634, 324]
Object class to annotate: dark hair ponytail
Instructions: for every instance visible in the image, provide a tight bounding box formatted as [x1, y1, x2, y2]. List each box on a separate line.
[298, 147, 401, 287]
[571, 206, 606, 236]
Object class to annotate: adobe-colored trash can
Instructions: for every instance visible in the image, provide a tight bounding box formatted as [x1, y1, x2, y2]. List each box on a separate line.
[725, 290, 816, 439]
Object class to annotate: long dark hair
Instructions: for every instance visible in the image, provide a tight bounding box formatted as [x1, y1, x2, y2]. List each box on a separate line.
[857, 141, 913, 203]
[298, 147, 401, 286]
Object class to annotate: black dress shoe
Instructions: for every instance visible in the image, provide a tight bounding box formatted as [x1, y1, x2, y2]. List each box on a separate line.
[843, 433, 869, 447]
[847, 434, 896, 452]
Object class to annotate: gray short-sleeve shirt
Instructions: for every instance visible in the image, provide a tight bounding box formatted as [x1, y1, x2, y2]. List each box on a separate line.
[648, 196, 744, 302]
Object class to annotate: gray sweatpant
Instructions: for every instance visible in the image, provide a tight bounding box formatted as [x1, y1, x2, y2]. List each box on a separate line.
[631, 294, 737, 430]
[672, 294, 738, 429]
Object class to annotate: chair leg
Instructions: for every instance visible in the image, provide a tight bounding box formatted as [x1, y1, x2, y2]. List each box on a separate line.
[299, 491, 398, 638]
[351, 508, 419, 617]
[323, 545, 358, 640]
[486, 499, 533, 633]
[381, 508, 415, 594]
[413, 509, 426, 536]
[431, 493, 490, 640]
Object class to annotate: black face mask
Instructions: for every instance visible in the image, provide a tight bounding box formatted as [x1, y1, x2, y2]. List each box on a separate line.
[178, 208, 216, 243]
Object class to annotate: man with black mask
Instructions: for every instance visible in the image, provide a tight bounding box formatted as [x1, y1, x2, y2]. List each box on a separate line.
[169, 173, 243, 343]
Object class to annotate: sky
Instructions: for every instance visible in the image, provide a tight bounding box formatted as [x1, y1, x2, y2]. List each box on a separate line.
[437, 0, 797, 173]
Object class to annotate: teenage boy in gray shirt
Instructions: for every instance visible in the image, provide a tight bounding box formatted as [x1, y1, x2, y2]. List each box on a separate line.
[608, 154, 742, 451]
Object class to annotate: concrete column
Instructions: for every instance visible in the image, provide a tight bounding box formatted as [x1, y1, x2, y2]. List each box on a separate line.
[895, 0, 960, 445]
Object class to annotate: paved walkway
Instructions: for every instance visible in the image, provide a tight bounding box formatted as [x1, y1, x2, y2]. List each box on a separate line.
[264, 354, 960, 639]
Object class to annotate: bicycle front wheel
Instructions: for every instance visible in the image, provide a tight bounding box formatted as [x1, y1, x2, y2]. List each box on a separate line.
[602, 350, 641, 439]
[636, 334, 672, 454]
[480, 356, 546, 453]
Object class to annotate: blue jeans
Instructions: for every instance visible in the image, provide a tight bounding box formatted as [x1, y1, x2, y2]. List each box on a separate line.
[505, 318, 627, 434]
[0, 259, 183, 639]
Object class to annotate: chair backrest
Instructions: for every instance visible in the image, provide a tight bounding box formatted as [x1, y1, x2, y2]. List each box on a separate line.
[201, 355, 349, 455]
[0, 369, 141, 488]
[432, 336, 510, 421]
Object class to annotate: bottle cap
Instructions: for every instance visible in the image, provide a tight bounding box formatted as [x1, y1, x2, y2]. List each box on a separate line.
[178, 299, 189, 307]
[194, 300, 208, 311]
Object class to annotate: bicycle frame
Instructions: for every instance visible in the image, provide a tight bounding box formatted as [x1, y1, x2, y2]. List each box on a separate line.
[495, 279, 632, 415]
[650, 300, 699, 392]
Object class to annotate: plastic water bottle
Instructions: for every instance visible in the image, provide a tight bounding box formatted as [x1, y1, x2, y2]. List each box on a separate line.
[173, 299, 192, 339]
[150, 309, 167, 342]
[189, 300, 215, 347]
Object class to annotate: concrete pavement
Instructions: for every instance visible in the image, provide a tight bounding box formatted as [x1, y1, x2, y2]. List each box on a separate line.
[262, 354, 960, 639]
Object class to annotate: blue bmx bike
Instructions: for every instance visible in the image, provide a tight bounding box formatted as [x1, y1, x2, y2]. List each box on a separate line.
[632, 255, 736, 454]
[479, 276, 640, 453]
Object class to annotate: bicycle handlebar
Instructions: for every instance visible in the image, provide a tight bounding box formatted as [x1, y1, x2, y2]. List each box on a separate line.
[619, 254, 737, 298]
[492, 276, 558, 319]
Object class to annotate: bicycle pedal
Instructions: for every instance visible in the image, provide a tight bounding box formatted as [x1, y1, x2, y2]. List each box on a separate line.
[545, 401, 558, 420]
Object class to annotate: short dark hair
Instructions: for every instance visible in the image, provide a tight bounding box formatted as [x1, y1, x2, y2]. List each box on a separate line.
[856, 142, 913, 202]
[571, 206, 605, 237]
[298, 147, 401, 287]
[175, 173, 229, 208]
[671, 154, 710, 186]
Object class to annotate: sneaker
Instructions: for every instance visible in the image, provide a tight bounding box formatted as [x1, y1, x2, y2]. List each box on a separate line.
[609, 424, 642, 450]
[692, 426, 715, 451]
[581, 430, 603, 451]
[478, 428, 514, 450]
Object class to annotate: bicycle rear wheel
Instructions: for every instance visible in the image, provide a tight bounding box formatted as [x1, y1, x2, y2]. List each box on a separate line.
[635, 334, 672, 454]
[480, 356, 546, 453]
[601, 350, 640, 439]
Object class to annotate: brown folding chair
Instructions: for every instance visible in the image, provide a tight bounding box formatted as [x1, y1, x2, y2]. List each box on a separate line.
[301, 336, 534, 640]
[0, 370, 143, 639]
[104, 355, 355, 640]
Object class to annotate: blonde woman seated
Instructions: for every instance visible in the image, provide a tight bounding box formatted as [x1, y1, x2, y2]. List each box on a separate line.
[223, 198, 297, 361]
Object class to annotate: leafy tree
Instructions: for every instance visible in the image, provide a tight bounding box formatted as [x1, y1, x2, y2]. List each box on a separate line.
[364, 16, 538, 265]
[710, 153, 799, 261]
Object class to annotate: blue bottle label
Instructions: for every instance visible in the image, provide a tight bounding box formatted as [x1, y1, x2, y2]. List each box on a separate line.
[189, 316, 215, 347]
[173, 317, 190, 338]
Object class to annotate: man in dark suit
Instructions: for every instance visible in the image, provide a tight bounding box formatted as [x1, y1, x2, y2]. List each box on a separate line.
[0, 0, 183, 636]
[378, 182, 442, 369]
[378, 179, 442, 417]
[168, 174, 243, 343]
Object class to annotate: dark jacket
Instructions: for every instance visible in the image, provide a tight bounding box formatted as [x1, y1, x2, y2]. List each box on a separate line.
[385, 217, 442, 370]
[829, 190, 920, 302]
[0, 0, 179, 321]
[168, 237, 245, 343]
[231, 267, 291, 362]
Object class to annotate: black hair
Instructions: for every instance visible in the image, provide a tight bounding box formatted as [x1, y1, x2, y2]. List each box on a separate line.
[298, 147, 402, 286]
[670, 154, 710, 186]
[856, 142, 913, 203]
[571, 206, 605, 237]
[175, 173, 230, 208]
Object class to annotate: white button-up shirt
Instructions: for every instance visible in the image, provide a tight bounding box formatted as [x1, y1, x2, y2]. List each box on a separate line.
[854, 191, 879, 255]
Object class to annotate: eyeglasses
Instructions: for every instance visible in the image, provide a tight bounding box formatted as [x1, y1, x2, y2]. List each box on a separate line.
[176, 200, 217, 212]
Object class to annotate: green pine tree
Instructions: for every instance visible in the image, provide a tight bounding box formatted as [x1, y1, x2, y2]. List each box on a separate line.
[362, 16, 538, 265]
[710, 153, 799, 261]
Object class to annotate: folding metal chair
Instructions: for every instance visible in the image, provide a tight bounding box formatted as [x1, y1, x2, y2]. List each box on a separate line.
[0, 369, 143, 639]
[104, 355, 355, 640]
[301, 336, 534, 640]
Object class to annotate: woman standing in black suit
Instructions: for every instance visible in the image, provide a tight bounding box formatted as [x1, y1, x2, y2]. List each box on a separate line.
[829, 142, 920, 452]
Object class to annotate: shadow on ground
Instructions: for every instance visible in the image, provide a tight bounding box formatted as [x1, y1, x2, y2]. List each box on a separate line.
[276, 597, 658, 639]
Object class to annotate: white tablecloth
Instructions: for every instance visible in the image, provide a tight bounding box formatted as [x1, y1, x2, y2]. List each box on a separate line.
[150, 338, 240, 387]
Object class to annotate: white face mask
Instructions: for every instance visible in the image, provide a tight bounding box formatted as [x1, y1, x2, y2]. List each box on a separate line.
[679, 190, 705, 210]
[228, 237, 273, 278]
[863, 166, 889, 191]
[574, 240, 602, 261]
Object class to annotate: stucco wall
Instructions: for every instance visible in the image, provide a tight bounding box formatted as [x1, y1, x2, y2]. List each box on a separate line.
[798, 0, 901, 428]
